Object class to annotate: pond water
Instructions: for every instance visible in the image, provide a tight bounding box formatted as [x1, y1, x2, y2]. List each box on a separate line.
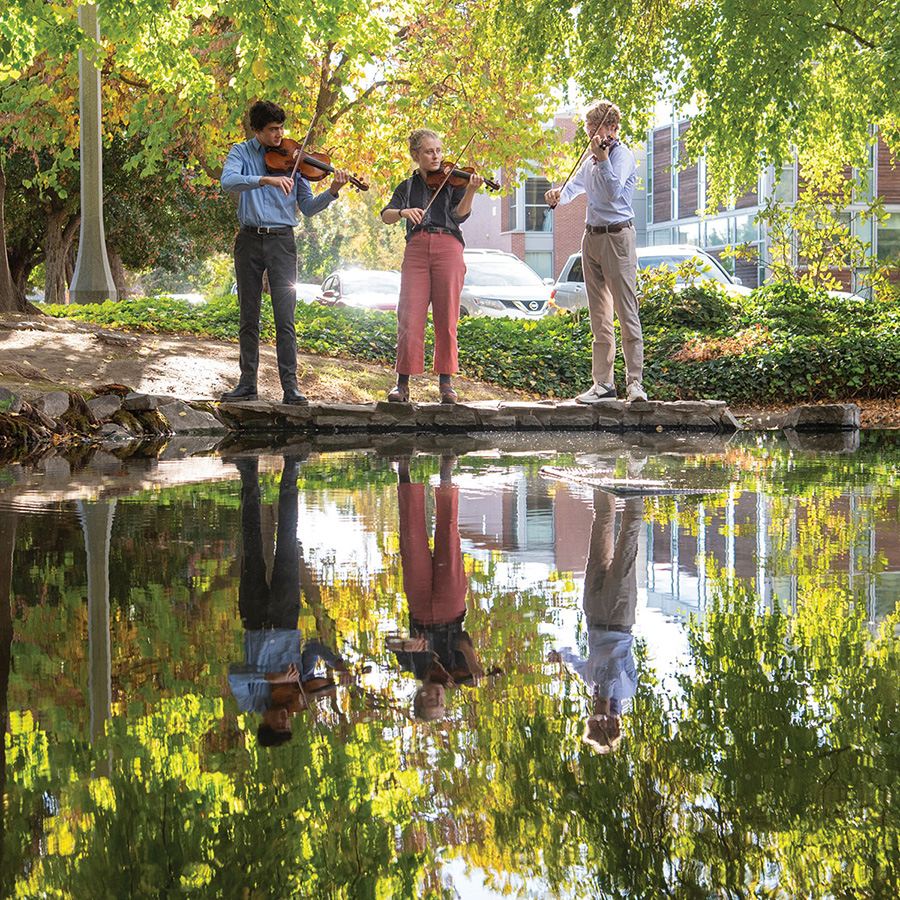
[2, 430, 900, 898]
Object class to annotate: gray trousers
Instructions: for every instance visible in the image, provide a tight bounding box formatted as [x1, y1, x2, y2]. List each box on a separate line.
[582, 227, 643, 386]
[233, 228, 299, 390]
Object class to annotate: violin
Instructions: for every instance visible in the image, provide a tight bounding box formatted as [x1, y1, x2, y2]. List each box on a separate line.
[264, 138, 369, 191]
[425, 163, 500, 192]
[591, 135, 620, 157]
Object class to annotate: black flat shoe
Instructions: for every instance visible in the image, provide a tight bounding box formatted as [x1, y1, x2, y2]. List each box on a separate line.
[281, 390, 309, 406]
[220, 384, 258, 402]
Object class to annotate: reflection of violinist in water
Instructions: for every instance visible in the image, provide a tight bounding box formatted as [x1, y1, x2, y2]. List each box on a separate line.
[227, 456, 349, 747]
[551, 492, 643, 753]
[386, 456, 485, 721]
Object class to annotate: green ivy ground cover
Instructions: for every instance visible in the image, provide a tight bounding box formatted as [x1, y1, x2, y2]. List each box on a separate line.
[42, 280, 900, 405]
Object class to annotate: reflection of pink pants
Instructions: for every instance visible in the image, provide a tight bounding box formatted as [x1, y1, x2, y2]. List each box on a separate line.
[396, 232, 465, 374]
[398, 483, 467, 624]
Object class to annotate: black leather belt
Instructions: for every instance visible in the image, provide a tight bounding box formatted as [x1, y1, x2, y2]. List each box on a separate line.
[242, 225, 293, 235]
[585, 220, 633, 234]
[420, 226, 455, 235]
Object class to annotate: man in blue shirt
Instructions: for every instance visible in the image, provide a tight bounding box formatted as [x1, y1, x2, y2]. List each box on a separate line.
[220, 101, 350, 405]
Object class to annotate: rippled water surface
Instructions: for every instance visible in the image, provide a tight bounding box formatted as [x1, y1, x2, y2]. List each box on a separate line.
[2, 430, 900, 898]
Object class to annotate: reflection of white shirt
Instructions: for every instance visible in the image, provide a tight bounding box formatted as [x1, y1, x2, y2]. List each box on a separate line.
[558, 144, 636, 226]
[228, 630, 340, 713]
[557, 627, 638, 702]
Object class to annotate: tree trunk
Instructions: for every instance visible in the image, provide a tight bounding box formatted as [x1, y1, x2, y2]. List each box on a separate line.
[44, 206, 80, 306]
[44, 207, 69, 305]
[0, 153, 25, 313]
[106, 242, 127, 301]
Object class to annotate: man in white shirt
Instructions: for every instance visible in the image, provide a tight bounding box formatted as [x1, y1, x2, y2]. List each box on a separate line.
[546, 100, 647, 404]
[550, 493, 643, 753]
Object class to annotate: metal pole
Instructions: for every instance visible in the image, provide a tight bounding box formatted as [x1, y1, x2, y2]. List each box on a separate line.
[69, 2, 117, 305]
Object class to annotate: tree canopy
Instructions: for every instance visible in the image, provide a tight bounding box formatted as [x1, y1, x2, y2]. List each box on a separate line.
[0, 0, 560, 311]
[526, 0, 900, 201]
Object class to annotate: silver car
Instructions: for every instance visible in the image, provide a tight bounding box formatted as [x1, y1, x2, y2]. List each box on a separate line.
[550, 244, 752, 311]
[460, 249, 553, 319]
[315, 268, 402, 312]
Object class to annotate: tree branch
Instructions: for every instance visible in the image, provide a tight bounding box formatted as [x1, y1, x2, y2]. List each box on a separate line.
[821, 21, 876, 50]
[329, 79, 412, 124]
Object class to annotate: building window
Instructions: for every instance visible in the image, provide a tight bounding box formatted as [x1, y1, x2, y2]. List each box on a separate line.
[705, 217, 729, 247]
[647, 137, 654, 225]
[508, 188, 518, 231]
[525, 251, 553, 279]
[525, 178, 553, 231]
[734, 214, 758, 244]
[671, 125, 679, 220]
[854, 137, 876, 203]
[877, 213, 900, 262]
[677, 223, 701, 246]
[773, 160, 796, 203]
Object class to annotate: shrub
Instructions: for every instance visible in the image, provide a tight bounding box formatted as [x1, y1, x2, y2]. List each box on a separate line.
[637, 266, 741, 332]
[39, 280, 900, 406]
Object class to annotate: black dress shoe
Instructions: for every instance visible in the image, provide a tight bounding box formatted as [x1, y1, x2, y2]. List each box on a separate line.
[220, 384, 258, 402]
[281, 389, 309, 406]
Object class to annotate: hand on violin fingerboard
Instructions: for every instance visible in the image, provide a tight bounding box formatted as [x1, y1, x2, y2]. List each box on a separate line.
[590, 134, 616, 162]
[329, 169, 351, 195]
[401, 207, 425, 225]
[260, 175, 296, 196]
[465, 173, 485, 192]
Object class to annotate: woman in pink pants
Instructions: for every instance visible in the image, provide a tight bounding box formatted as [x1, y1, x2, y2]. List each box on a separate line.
[381, 129, 483, 404]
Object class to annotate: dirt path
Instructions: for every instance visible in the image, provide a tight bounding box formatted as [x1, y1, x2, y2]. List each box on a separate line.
[0, 312, 532, 406]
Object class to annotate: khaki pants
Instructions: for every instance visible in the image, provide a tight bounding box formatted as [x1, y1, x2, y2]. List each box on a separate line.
[582, 227, 643, 385]
[583, 493, 643, 629]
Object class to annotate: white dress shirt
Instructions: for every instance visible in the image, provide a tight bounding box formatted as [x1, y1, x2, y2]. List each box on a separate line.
[558, 143, 637, 226]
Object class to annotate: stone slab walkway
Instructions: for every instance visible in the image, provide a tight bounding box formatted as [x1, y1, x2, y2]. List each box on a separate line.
[219, 398, 742, 434]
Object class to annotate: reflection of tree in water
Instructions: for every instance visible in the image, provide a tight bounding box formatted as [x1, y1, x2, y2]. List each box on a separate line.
[6, 459, 900, 896]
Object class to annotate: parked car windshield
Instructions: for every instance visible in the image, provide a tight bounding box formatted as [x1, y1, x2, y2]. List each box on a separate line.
[465, 258, 544, 287]
[639, 253, 732, 285]
[340, 271, 401, 294]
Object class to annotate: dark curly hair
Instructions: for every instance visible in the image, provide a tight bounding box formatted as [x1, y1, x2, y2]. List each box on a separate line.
[249, 101, 286, 132]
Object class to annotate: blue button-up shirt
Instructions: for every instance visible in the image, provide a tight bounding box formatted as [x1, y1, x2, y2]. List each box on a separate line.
[221, 137, 336, 228]
[559, 142, 636, 227]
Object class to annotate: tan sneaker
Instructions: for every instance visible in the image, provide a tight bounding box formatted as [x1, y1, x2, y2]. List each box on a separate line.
[626, 382, 648, 403]
[575, 383, 617, 404]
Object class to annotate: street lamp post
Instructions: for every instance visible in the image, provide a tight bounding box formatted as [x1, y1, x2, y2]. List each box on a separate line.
[69, 1, 117, 305]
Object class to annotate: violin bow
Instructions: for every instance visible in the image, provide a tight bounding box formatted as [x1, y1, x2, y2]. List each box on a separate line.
[288, 118, 316, 180]
[421, 132, 477, 218]
[548, 105, 616, 209]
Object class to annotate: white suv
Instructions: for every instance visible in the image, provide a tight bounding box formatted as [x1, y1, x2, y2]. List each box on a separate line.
[460, 249, 553, 319]
[550, 244, 752, 311]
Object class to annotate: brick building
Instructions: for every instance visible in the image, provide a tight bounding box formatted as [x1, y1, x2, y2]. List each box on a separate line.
[644, 115, 900, 290]
[463, 108, 900, 290]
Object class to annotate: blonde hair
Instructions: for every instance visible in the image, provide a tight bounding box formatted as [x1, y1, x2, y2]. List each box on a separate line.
[584, 100, 621, 131]
[408, 128, 441, 155]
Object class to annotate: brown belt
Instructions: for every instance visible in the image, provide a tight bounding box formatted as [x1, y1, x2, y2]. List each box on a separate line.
[585, 220, 633, 235]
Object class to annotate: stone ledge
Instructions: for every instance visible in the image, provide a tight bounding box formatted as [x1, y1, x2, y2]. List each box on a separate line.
[218, 398, 742, 434]
[782, 403, 860, 431]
